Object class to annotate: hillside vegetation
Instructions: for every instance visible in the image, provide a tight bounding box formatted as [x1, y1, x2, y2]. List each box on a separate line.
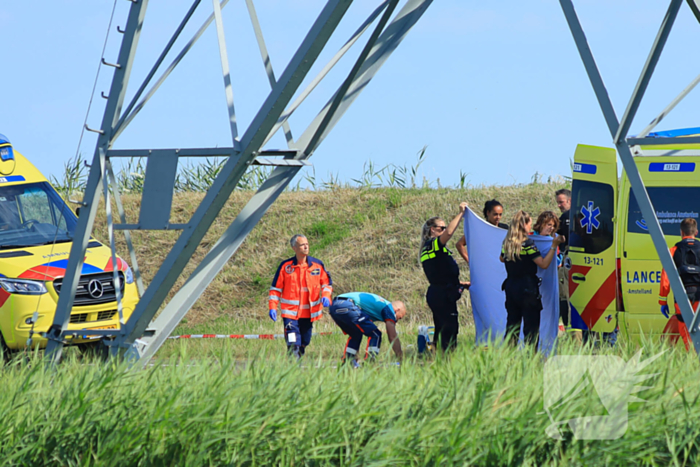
[90, 181, 567, 336]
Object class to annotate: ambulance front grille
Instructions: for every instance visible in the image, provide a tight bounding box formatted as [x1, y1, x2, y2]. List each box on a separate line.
[69, 313, 88, 324]
[54, 272, 125, 306]
[69, 309, 117, 324]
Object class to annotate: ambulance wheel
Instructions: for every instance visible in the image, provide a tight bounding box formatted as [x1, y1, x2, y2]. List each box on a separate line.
[77, 340, 110, 361]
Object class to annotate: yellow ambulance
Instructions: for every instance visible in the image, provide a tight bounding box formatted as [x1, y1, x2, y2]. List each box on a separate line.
[0, 134, 138, 354]
[567, 128, 700, 341]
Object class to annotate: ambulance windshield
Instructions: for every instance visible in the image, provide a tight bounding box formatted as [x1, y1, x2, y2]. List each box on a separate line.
[628, 187, 700, 236]
[0, 182, 77, 249]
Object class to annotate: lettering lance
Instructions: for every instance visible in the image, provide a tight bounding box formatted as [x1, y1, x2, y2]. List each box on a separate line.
[626, 270, 661, 284]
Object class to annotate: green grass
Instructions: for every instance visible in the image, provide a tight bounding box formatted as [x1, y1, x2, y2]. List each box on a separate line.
[35, 171, 700, 464]
[90, 182, 568, 327]
[84, 181, 569, 358]
[3, 336, 700, 466]
[307, 220, 352, 252]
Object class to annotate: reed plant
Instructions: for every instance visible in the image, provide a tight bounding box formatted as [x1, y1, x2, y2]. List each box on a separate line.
[52, 146, 434, 194]
[0, 335, 697, 466]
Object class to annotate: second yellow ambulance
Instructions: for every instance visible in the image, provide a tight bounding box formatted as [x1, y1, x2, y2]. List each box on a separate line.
[567, 127, 700, 341]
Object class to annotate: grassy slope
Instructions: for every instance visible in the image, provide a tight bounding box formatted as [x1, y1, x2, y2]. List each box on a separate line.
[8, 182, 700, 466]
[90, 182, 566, 355]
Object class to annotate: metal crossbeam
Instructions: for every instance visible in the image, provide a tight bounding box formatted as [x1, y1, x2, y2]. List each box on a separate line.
[613, 0, 682, 145]
[106, 147, 239, 157]
[45, 0, 150, 361]
[114, 0, 355, 353]
[636, 72, 700, 137]
[46, 0, 432, 362]
[212, 0, 239, 142]
[112, 0, 232, 142]
[560, 0, 700, 355]
[245, 0, 295, 146]
[251, 158, 310, 167]
[132, 0, 434, 364]
[688, 0, 700, 22]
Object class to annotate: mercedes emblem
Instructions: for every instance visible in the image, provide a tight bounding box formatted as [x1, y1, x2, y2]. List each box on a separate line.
[87, 279, 104, 299]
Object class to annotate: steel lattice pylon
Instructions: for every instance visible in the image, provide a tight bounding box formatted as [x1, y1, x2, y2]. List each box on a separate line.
[560, 0, 700, 356]
[44, 0, 433, 364]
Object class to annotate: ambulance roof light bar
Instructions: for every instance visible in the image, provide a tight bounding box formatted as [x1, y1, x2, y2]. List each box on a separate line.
[0, 134, 14, 162]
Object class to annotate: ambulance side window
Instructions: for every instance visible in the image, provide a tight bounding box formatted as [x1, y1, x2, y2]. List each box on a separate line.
[628, 187, 700, 236]
[570, 180, 615, 254]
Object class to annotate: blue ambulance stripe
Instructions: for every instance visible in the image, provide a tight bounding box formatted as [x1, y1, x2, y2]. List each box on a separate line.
[569, 303, 588, 331]
[40, 259, 104, 275]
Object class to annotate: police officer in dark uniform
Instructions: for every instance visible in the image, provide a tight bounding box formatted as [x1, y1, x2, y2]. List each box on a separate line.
[501, 210, 564, 348]
[420, 202, 470, 352]
[555, 188, 572, 329]
[555, 189, 571, 252]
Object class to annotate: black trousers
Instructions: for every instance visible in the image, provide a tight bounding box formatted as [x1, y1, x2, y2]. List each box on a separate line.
[559, 300, 569, 327]
[426, 285, 460, 352]
[674, 286, 700, 323]
[504, 279, 542, 348]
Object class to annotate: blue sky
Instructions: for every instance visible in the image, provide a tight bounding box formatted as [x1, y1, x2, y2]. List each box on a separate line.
[2, 1, 700, 187]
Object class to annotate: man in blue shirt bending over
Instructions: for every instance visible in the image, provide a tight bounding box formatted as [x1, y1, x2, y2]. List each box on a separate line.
[329, 292, 406, 365]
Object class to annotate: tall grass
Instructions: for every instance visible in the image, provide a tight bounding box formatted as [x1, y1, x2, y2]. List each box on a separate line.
[1, 337, 698, 466]
[51, 146, 446, 194]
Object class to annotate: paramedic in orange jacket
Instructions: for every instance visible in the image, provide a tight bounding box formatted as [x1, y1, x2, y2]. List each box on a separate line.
[269, 234, 332, 358]
[659, 218, 700, 351]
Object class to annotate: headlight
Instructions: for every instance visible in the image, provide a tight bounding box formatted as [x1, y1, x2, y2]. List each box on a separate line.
[0, 278, 48, 295]
[125, 265, 134, 284]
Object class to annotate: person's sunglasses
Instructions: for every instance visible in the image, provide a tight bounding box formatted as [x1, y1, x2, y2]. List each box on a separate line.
[434, 226, 446, 231]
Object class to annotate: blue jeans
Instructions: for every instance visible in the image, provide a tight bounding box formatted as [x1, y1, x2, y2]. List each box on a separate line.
[329, 297, 382, 359]
[283, 317, 313, 356]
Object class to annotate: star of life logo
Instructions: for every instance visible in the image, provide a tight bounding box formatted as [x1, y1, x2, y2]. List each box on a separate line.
[580, 201, 601, 234]
[543, 350, 663, 440]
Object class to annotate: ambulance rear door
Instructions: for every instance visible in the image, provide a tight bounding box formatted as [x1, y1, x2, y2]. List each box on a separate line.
[568, 144, 618, 332]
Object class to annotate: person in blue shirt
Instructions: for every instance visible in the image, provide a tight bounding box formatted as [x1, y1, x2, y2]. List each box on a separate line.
[329, 292, 406, 364]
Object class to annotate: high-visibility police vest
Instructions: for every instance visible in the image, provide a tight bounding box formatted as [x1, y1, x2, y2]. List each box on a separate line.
[420, 237, 460, 287]
[269, 256, 332, 321]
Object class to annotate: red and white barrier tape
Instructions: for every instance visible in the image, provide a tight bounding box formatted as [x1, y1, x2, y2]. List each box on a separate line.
[168, 332, 334, 340]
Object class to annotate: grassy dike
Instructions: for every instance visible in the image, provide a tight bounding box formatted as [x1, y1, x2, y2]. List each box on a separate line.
[90, 182, 566, 359]
[4, 182, 700, 465]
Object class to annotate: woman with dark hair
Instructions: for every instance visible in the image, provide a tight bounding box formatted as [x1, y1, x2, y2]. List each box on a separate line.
[482, 199, 508, 229]
[500, 210, 564, 348]
[456, 199, 508, 263]
[420, 202, 470, 352]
